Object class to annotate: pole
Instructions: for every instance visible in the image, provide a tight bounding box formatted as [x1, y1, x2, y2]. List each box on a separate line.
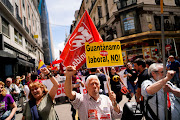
[173, 38, 178, 56]
[160, 0, 168, 120]
[103, 67, 111, 92]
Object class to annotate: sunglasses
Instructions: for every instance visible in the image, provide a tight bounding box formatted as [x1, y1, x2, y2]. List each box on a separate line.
[154, 71, 163, 73]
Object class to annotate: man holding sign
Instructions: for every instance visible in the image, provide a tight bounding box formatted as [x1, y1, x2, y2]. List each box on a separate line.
[65, 66, 122, 120]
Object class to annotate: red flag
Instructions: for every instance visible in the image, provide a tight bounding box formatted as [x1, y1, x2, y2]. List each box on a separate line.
[52, 59, 62, 65]
[60, 10, 103, 70]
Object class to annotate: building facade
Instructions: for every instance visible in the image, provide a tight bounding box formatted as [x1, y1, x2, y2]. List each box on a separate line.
[38, 0, 55, 65]
[0, 0, 44, 81]
[71, 0, 180, 63]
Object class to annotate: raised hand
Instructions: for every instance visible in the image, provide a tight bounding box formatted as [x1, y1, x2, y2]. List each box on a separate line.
[109, 91, 116, 103]
[66, 66, 77, 77]
[166, 70, 176, 81]
[40, 67, 50, 75]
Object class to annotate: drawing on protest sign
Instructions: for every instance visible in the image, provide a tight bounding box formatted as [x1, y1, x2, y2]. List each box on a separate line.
[85, 41, 124, 68]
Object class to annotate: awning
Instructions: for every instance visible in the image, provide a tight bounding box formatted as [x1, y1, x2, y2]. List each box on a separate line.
[17, 58, 34, 67]
[0, 51, 16, 58]
[113, 31, 180, 43]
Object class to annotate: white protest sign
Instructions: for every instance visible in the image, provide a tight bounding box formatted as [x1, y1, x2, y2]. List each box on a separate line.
[41, 76, 66, 98]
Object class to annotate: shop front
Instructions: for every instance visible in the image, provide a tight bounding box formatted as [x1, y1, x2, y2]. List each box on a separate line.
[0, 46, 35, 82]
[121, 39, 160, 63]
[114, 31, 180, 64]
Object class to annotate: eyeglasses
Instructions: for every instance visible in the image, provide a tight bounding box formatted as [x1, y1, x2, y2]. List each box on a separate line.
[6, 81, 10, 83]
[154, 71, 163, 73]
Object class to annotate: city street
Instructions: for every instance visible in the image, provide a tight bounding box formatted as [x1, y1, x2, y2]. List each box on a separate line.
[15, 95, 134, 120]
[1, 0, 180, 120]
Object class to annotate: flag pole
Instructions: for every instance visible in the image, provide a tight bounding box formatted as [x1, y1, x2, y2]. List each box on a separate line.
[103, 67, 111, 92]
[160, 0, 168, 119]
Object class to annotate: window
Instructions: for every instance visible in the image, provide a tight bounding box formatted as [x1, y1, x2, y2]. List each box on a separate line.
[24, 17, 26, 26]
[19, 34, 22, 45]
[2, 18, 9, 36]
[155, 0, 160, 5]
[28, 5, 30, 18]
[22, 0, 25, 9]
[97, 6, 102, 18]
[14, 29, 23, 46]
[15, 4, 19, 16]
[14, 29, 18, 42]
[175, 0, 180, 6]
[174, 16, 180, 30]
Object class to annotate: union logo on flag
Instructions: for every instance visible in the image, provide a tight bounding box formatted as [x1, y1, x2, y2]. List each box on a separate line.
[69, 22, 94, 51]
[59, 10, 103, 70]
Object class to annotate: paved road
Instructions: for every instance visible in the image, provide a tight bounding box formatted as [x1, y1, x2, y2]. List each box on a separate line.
[15, 95, 135, 120]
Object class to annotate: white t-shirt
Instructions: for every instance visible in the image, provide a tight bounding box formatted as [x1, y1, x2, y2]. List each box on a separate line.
[24, 85, 30, 102]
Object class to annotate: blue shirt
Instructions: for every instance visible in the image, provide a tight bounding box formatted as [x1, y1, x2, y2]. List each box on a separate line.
[169, 60, 180, 73]
[141, 78, 180, 120]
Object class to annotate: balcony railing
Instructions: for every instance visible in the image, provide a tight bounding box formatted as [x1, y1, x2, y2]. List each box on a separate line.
[31, 33, 34, 39]
[16, 14, 22, 25]
[155, 22, 180, 31]
[116, 0, 137, 10]
[1, 0, 14, 14]
[25, 25, 29, 33]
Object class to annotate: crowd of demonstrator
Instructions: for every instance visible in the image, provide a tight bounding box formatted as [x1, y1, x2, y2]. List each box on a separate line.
[0, 55, 180, 120]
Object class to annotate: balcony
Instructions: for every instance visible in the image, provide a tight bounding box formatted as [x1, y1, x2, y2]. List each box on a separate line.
[31, 33, 34, 39]
[89, 0, 97, 14]
[116, 0, 137, 10]
[25, 25, 29, 33]
[16, 14, 22, 25]
[154, 16, 180, 31]
[1, 0, 14, 14]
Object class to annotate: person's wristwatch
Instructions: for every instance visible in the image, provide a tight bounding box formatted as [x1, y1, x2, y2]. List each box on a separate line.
[46, 72, 53, 78]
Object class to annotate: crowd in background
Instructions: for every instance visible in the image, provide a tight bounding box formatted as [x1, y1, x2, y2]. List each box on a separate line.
[0, 55, 180, 120]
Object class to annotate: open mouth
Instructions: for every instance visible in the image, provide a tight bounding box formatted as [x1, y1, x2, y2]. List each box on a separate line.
[33, 92, 39, 96]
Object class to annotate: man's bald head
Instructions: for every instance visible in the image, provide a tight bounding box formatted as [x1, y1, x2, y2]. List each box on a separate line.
[6, 77, 12, 87]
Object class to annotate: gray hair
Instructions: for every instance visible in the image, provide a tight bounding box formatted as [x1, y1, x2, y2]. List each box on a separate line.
[148, 63, 163, 77]
[6, 77, 12, 81]
[85, 75, 100, 87]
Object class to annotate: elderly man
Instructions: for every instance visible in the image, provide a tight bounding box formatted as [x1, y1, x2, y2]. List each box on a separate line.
[5, 77, 20, 103]
[141, 63, 180, 120]
[65, 66, 122, 120]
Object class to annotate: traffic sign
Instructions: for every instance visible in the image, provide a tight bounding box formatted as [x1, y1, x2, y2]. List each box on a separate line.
[165, 44, 171, 51]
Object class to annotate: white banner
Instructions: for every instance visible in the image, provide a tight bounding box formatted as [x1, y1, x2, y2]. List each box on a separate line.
[41, 75, 87, 98]
[41, 75, 66, 98]
[79, 76, 87, 94]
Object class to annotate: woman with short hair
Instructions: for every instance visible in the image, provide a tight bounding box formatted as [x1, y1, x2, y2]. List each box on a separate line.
[0, 81, 17, 120]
